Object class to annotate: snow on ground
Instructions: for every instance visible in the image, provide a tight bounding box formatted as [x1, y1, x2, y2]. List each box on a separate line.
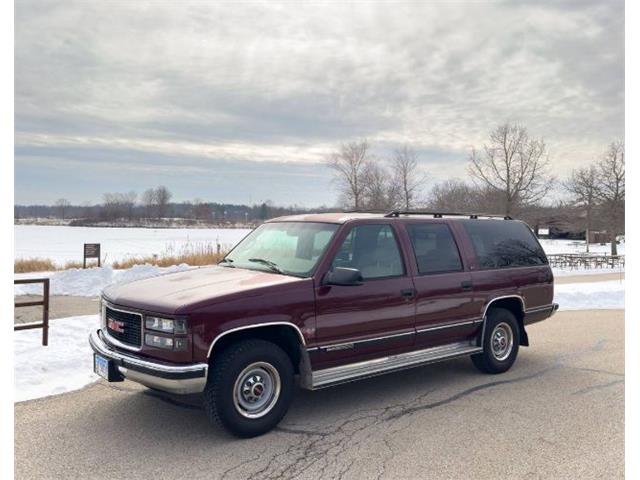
[14, 315, 100, 402]
[555, 280, 625, 310]
[538, 238, 625, 256]
[14, 264, 192, 296]
[14, 225, 251, 265]
[552, 267, 625, 277]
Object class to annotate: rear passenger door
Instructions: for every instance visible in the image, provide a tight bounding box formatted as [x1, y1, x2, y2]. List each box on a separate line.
[404, 222, 480, 348]
[459, 220, 553, 310]
[313, 223, 416, 368]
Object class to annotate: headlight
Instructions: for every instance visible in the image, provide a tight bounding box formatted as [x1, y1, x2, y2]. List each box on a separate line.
[145, 316, 187, 334]
[145, 333, 188, 351]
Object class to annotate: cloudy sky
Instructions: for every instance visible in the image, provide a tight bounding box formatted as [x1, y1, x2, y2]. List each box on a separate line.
[15, 0, 624, 206]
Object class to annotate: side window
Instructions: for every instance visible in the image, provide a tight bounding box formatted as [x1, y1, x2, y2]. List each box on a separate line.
[406, 223, 463, 274]
[331, 224, 404, 279]
[462, 220, 548, 269]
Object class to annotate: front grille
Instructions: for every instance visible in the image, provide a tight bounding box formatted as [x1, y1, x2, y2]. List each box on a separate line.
[105, 306, 142, 348]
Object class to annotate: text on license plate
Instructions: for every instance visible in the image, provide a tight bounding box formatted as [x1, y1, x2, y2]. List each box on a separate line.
[94, 354, 109, 379]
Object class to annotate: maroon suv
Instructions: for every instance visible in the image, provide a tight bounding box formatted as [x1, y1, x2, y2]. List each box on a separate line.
[90, 211, 558, 437]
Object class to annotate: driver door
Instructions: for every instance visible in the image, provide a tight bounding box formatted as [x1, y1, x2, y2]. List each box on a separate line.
[312, 223, 416, 369]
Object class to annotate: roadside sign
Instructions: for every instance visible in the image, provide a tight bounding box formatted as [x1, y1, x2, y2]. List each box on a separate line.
[83, 243, 101, 268]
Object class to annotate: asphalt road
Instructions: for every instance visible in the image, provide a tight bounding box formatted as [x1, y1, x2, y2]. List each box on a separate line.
[15, 309, 624, 479]
[14, 295, 99, 324]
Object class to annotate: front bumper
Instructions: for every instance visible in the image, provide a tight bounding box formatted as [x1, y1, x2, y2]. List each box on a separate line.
[89, 329, 208, 394]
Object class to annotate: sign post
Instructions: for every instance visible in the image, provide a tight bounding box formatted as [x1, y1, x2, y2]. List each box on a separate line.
[83, 243, 101, 268]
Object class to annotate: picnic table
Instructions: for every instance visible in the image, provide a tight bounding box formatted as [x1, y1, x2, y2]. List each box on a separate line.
[546, 253, 625, 270]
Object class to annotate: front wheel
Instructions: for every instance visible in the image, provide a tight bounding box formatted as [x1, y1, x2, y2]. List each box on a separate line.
[471, 307, 520, 374]
[204, 339, 294, 438]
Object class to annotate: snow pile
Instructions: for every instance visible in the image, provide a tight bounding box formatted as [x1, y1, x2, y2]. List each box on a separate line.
[555, 280, 625, 311]
[14, 315, 100, 402]
[14, 263, 192, 297]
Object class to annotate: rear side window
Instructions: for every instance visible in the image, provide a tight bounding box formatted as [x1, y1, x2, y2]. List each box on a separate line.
[331, 224, 404, 279]
[462, 220, 547, 269]
[406, 223, 463, 274]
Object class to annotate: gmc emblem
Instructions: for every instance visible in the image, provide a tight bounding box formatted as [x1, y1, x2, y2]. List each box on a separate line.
[107, 318, 125, 333]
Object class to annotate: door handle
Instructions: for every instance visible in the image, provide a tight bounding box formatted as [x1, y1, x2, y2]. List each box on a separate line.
[401, 288, 417, 298]
[460, 280, 473, 291]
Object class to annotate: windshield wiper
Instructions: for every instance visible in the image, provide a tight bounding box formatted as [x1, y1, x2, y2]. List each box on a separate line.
[248, 258, 285, 274]
[218, 258, 235, 267]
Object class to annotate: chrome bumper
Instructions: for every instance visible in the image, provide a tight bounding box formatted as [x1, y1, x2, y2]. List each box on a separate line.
[89, 329, 208, 394]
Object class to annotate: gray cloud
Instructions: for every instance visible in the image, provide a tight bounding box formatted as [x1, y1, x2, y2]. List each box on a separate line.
[15, 0, 624, 205]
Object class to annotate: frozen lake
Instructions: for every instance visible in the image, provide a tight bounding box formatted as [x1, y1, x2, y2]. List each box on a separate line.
[14, 225, 624, 267]
[14, 225, 252, 265]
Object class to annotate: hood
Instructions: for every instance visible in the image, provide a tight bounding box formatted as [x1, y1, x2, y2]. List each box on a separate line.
[102, 265, 307, 314]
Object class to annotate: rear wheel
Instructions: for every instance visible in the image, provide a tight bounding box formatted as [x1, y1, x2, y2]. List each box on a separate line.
[472, 307, 520, 374]
[204, 339, 294, 438]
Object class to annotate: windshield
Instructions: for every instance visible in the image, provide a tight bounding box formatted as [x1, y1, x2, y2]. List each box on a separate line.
[222, 222, 339, 277]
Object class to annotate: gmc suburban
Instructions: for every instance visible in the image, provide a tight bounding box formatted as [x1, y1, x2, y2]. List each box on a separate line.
[90, 211, 558, 437]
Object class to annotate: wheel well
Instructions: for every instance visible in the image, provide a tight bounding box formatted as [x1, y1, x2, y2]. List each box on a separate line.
[485, 297, 529, 346]
[208, 325, 303, 373]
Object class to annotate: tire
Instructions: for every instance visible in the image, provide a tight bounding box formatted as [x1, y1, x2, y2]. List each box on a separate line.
[204, 339, 294, 438]
[471, 307, 520, 374]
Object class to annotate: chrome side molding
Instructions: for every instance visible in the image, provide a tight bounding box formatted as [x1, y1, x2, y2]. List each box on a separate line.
[311, 341, 482, 389]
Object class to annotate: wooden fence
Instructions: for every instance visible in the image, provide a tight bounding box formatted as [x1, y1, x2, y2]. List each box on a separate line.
[14, 278, 50, 346]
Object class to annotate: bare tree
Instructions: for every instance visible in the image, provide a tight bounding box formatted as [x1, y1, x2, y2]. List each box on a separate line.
[121, 191, 138, 220]
[362, 162, 399, 210]
[596, 141, 625, 255]
[155, 186, 172, 218]
[564, 165, 598, 252]
[391, 146, 426, 210]
[141, 188, 156, 218]
[428, 180, 478, 212]
[54, 198, 71, 220]
[102, 193, 121, 220]
[327, 140, 371, 209]
[469, 123, 552, 216]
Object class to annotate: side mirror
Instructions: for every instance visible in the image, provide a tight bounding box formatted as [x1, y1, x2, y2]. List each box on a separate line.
[323, 267, 363, 286]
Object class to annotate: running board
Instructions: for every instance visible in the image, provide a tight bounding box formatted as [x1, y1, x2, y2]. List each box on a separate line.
[311, 341, 482, 389]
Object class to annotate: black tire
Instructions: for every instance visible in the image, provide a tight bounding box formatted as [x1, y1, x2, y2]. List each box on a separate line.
[471, 307, 520, 374]
[204, 339, 294, 438]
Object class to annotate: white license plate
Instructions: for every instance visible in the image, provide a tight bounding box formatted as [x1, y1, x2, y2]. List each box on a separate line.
[94, 354, 109, 379]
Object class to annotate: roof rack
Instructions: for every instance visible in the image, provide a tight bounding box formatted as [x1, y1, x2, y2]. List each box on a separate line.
[342, 209, 390, 214]
[384, 210, 512, 220]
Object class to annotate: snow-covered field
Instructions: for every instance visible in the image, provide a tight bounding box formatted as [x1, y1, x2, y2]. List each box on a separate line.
[539, 238, 625, 255]
[14, 225, 251, 265]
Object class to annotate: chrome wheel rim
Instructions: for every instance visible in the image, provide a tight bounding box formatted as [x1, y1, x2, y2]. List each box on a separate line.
[233, 362, 281, 419]
[490, 322, 514, 361]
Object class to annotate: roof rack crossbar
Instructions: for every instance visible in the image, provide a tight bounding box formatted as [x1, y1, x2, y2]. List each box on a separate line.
[384, 210, 512, 220]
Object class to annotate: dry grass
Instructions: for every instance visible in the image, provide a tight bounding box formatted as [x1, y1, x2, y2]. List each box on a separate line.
[63, 260, 85, 270]
[16, 242, 227, 272]
[111, 251, 225, 269]
[14, 258, 58, 273]
[111, 243, 226, 269]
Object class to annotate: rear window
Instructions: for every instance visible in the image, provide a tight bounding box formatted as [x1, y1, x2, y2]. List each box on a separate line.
[461, 220, 547, 269]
